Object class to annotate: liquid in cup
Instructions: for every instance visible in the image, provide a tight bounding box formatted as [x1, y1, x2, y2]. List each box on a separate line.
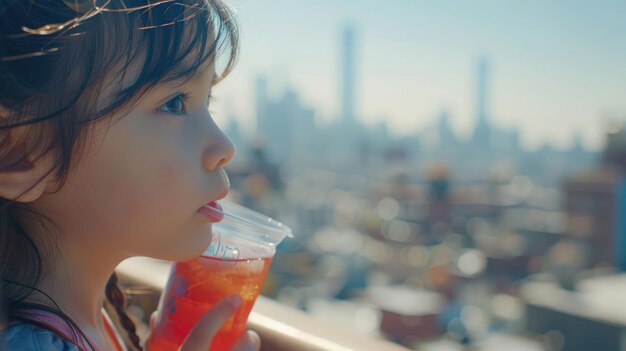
[147, 202, 291, 351]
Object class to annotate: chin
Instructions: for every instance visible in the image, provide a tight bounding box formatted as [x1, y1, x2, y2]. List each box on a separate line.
[171, 226, 214, 262]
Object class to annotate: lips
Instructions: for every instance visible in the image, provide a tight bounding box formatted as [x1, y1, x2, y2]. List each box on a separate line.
[198, 201, 224, 222]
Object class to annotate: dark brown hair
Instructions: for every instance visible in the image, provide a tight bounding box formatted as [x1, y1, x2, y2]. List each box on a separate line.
[0, 0, 238, 349]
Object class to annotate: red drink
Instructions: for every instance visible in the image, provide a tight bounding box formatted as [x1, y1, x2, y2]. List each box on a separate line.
[147, 256, 273, 351]
[147, 201, 292, 351]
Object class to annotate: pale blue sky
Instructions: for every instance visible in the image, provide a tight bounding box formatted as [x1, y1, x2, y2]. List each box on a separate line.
[213, 0, 626, 150]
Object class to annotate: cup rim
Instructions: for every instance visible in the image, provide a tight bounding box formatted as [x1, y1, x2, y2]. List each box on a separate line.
[216, 201, 293, 245]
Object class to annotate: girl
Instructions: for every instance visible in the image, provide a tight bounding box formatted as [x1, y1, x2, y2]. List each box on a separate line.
[0, 0, 260, 350]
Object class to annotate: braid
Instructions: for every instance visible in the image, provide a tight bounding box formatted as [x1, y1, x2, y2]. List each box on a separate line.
[105, 272, 143, 351]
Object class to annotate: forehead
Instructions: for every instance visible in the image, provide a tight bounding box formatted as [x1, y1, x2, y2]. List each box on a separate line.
[161, 67, 218, 89]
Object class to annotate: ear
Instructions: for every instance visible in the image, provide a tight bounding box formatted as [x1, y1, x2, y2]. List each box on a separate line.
[0, 105, 56, 203]
[0, 152, 55, 203]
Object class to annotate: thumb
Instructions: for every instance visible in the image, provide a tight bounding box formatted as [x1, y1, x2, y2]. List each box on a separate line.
[179, 294, 243, 351]
[145, 311, 157, 341]
[149, 311, 157, 330]
[230, 330, 261, 351]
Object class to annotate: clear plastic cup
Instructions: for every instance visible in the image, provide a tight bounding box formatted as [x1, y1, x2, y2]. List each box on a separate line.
[146, 201, 292, 351]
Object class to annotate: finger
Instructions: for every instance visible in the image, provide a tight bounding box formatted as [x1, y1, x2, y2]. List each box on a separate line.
[179, 294, 243, 351]
[149, 311, 157, 330]
[145, 311, 158, 342]
[230, 330, 261, 351]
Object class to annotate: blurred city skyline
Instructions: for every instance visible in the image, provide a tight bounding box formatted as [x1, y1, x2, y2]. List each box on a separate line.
[213, 0, 626, 151]
[211, 2, 626, 348]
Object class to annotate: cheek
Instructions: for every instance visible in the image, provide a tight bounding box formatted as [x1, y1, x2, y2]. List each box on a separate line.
[89, 160, 193, 232]
[158, 162, 186, 185]
[149, 159, 200, 212]
[101, 161, 195, 240]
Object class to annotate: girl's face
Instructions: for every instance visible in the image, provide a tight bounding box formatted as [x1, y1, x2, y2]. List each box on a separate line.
[34, 67, 234, 262]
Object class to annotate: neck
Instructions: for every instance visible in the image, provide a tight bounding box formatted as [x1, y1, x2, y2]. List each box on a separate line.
[34, 234, 125, 348]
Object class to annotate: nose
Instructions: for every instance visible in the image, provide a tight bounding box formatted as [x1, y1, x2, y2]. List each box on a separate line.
[202, 123, 235, 172]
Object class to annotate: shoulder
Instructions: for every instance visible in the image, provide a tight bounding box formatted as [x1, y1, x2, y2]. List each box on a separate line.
[2, 323, 80, 351]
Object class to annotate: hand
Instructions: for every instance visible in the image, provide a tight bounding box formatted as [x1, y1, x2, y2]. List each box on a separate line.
[180, 295, 260, 351]
[148, 294, 261, 351]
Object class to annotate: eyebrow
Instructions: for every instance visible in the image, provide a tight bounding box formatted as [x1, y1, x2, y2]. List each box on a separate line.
[161, 71, 217, 90]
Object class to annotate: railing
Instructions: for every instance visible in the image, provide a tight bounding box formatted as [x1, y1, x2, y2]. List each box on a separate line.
[116, 257, 411, 351]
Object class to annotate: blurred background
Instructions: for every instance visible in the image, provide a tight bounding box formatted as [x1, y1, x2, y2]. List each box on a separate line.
[211, 1, 626, 350]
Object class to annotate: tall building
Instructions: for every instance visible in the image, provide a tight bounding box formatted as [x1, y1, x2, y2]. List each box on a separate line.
[325, 25, 363, 165]
[225, 117, 244, 153]
[472, 57, 492, 149]
[603, 123, 626, 173]
[341, 26, 356, 125]
[562, 124, 626, 269]
[605, 124, 626, 269]
[255, 76, 316, 163]
[255, 76, 269, 137]
[436, 110, 458, 148]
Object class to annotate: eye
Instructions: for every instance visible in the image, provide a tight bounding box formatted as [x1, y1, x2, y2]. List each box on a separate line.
[158, 93, 189, 115]
[206, 93, 217, 115]
[207, 93, 216, 109]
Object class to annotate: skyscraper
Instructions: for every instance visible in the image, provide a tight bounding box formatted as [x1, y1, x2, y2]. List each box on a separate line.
[255, 76, 268, 136]
[254, 75, 316, 163]
[477, 57, 489, 125]
[341, 26, 356, 124]
[472, 57, 491, 148]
